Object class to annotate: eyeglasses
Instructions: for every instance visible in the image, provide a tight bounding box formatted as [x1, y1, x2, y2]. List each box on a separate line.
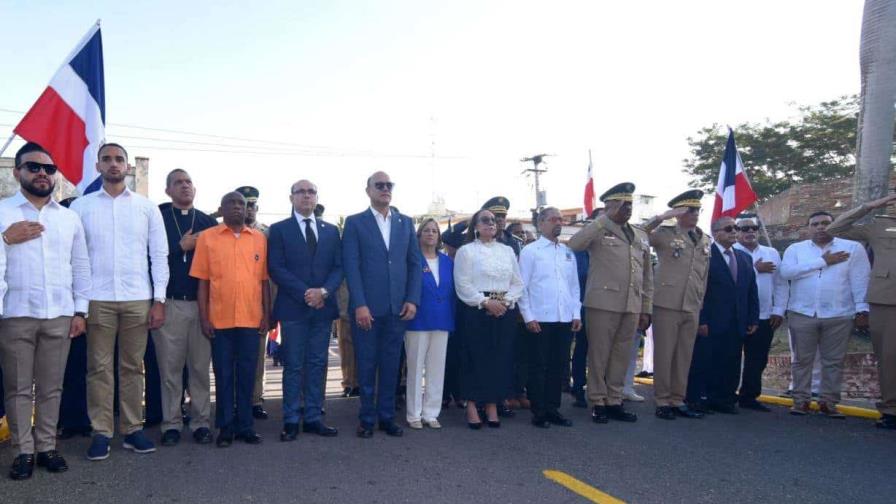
[720, 225, 737, 233]
[738, 225, 759, 232]
[17, 162, 58, 175]
[478, 217, 496, 225]
[291, 188, 317, 196]
[374, 181, 395, 192]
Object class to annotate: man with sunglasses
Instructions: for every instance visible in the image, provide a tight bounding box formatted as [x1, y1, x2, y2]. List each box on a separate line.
[827, 192, 896, 428]
[343, 171, 421, 438]
[734, 217, 788, 411]
[642, 190, 712, 420]
[780, 211, 870, 418]
[0, 143, 90, 479]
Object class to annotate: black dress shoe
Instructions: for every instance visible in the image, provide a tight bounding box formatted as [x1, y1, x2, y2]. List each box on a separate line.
[531, 416, 551, 428]
[216, 428, 234, 448]
[635, 371, 653, 378]
[688, 401, 714, 414]
[673, 406, 704, 419]
[655, 406, 677, 420]
[303, 421, 338, 437]
[378, 422, 404, 437]
[252, 406, 269, 420]
[487, 420, 501, 428]
[710, 403, 739, 415]
[161, 429, 181, 446]
[342, 387, 352, 398]
[876, 414, 896, 430]
[739, 400, 771, 412]
[357, 425, 374, 438]
[192, 427, 213, 444]
[9, 454, 34, 480]
[36, 450, 68, 473]
[592, 406, 609, 424]
[606, 404, 637, 422]
[546, 411, 573, 427]
[236, 430, 263, 444]
[280, 423, 300, 442]
[467, 421, 483, 430]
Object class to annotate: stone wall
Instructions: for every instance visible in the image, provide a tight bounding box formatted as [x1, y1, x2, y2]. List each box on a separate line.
[765, 353, 880, 400]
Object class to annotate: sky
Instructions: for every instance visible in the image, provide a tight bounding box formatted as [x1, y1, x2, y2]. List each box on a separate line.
[0, 0, 865, 224]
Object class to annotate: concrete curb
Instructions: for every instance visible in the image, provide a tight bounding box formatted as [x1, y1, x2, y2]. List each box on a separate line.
[632, 377, 881, 420]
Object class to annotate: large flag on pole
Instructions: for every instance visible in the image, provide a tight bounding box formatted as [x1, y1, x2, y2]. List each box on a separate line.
[712, 128, 757, 221]
[14, 21, 105, 195]
[583, 150, 595, 218]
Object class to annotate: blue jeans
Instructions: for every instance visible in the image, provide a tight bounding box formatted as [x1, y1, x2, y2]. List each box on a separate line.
[353, 314, 405, 427]
[211, 328, 259, 433]
[280, 318, 332, 424]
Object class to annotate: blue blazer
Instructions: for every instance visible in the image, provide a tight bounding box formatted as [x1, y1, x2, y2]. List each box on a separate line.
[407, 252, 455, 332]
[268, 215, 343, 322]
[342, 208, 422, 317]
[699, 245, 759, 336]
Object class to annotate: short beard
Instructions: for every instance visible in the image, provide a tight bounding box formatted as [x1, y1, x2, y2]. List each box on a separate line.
[22, 179, 54, 198]
[103, 173, 125, 184]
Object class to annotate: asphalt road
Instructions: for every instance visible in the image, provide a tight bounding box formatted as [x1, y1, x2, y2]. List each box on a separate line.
[2, 351, 895, 503]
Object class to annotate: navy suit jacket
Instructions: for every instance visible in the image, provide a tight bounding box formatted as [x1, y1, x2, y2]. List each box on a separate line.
[268, 215, 343, 322]
[342, 207, 422, 317]
[699, 245, 759, 336]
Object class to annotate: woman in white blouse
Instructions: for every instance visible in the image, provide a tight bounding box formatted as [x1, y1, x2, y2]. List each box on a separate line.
[453, 209, 524, 429]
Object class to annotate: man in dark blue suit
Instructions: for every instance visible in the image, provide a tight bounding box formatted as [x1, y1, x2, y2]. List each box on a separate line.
[268, 180, 343, 441]
[687, 216, 759, 414]
[343, 171, 422, 438]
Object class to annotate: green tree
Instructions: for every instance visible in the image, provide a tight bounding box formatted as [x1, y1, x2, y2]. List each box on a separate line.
[682, 96, 883, 200]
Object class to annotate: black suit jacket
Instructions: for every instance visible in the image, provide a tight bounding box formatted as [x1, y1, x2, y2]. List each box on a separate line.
[699, 245, 759, 336]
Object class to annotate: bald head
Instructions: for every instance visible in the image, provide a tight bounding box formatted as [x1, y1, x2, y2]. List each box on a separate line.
[219, 191, 247, 227]
[290, 179, 318, 217]
[366, 171, 393, 210]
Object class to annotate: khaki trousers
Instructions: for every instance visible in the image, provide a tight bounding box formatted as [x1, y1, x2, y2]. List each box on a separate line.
[787, 311, 853, 406]
[336, 318, 357, 388]
[652, 307, 699, 407]
[151, 300, 211, 431]
[870, 304, 896, 416]
[87, 300, 151, 437]
[585, 308, 637, 406]
[0, 317, 71, 453]
[252, 333, 266, 407]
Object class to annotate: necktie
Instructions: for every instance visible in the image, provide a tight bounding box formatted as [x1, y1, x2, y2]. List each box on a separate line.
[304, 218, 317, 256]
[724, 249, 738, 281]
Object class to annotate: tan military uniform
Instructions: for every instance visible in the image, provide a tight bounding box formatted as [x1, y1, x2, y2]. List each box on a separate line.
[568, 214, 653, 406]
[251, 221, 271, 407]
[649, 225, 712, 407]
[828, 207, 896, 416]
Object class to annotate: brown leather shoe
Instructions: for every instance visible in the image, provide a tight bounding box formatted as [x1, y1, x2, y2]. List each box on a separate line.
[818, 402, 845, 419]
[518, 398, 531, 410]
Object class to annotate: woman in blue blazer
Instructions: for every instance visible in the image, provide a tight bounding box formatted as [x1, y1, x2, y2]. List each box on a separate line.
[404, 219, 455, 429]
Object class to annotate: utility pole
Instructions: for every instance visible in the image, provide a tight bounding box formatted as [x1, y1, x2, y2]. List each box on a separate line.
[521, 153, 551, 231]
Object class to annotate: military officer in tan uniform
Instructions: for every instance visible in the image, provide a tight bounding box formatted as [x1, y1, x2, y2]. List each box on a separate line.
[642, 190, 712, 420]
[568, 183, 653, 424]
[827, 192, 896, 430]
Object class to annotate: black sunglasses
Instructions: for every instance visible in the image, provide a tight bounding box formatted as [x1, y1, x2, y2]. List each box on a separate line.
[738, 225, 759, 232]
[720, 225, 737, 233]
[291, 188, 317, 196]
[374, 181, 395, 192]
[17, 161, 58, 175]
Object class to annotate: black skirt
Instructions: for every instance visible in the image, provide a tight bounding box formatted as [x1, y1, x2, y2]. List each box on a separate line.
[457, 302, 517, 403]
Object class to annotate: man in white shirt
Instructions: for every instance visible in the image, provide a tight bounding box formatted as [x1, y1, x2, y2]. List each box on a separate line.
[0, 142, 90, 480]
[519, 207, 582, 429]
[734, 217, 788, 411]
[780, 211, 870, 418]
[70, 143, 169, 460]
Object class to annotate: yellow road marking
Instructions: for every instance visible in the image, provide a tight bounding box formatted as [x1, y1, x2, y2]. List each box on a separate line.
[543, 470, 626, 504]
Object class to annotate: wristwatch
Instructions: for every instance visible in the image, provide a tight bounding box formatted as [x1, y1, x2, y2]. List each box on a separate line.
[320, 288, 329, 299]
[154, 297, 166, 304]
[74, 311, 88, 319]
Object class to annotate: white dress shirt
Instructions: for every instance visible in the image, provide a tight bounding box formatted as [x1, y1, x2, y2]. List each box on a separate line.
[0, 237, 7, 316]
[780, 237, 870, 318]
[0, 191, 90, 318]
[734, 242, 788, 320]
[70, 186, 169, 302]
[518, 237, 581, 323]
[454, 239, 524, 308]
[294, 211, 319, 241]
[369, 206, 391, 250]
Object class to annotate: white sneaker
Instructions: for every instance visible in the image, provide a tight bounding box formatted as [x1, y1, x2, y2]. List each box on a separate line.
[423, 419, 442, 429]
[623, 390, 645, 402]
[407, 420, 423, 429]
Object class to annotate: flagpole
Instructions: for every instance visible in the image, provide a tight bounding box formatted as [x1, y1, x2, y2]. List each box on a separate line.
[750, 202, 774, 247]
[0, 133, 16, 158]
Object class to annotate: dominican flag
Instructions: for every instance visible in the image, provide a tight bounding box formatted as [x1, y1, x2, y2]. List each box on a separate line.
[712, 128, 757, 221]
[14, 21, 105, 195]
[583, 151, 595, 218]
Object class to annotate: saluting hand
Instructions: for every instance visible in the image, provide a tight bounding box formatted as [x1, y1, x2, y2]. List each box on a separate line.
[866, 193, 896, 210]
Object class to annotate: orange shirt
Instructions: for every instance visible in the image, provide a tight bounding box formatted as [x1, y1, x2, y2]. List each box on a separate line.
[190, 224, 269, 329]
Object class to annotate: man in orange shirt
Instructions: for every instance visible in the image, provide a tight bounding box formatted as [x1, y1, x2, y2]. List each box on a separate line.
[190, 191, 271, 447]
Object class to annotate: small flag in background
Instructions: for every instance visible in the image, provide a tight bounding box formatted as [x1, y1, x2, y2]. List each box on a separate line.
[712, 128, 757, 221]
[14, 21, 105, 195]
[583, 150, 595, 218]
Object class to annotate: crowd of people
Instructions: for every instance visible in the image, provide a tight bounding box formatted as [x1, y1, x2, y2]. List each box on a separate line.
[1, 140, 895, 482]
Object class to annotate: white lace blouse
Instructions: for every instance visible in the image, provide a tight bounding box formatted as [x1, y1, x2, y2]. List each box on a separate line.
[453, 239, 524, 308]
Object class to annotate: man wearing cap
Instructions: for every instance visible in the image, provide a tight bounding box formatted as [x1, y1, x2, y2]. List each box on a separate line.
[236, 186, 271, 420]
[568, 183, 653, 424]
[827, 193, 896, 428]
[642, 190, 712, 420]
